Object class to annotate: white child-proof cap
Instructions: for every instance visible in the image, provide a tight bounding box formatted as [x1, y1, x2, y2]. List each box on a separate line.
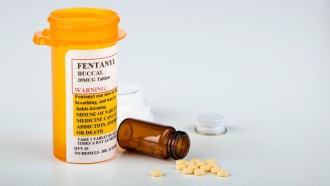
[117, 82, 153, 124]
[195, 112, 227, 135]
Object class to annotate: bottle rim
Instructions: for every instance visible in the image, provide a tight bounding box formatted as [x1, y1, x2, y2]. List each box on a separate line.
[48, 8, 119, 29]
[33, 8, 126, 46]
[167, 131, 190, 160]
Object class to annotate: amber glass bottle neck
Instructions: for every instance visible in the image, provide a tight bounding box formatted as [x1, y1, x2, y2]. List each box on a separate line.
[167, 131, 190, 160]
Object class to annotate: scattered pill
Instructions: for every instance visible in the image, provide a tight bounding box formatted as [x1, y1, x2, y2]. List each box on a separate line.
[187, 164, 198, 169]
[211, 167, 221, 174]
[176, 164, 186, 170]
[176, 160, 186, 165]
[151, 170, 163, 177]
[217, 170, 229, 177]
[185, 162, 196, 167]
[207, 162, 218, 168]
[194, 169, 206, 176]
[199, 165, 211, 172]
[182, 168, 194, 174]
[195, 162, 205, 167]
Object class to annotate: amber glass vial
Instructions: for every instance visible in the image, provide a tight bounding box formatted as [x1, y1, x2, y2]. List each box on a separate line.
[117, 118, 190, 159]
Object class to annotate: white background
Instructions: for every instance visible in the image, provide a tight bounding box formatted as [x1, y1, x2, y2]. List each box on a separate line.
[0, 0, 330, 185]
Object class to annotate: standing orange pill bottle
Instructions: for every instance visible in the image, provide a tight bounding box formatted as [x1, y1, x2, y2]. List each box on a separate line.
[33, 8, 126, 163]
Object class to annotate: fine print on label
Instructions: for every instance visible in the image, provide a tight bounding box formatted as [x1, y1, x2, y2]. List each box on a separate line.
[66, 46, 118, 163]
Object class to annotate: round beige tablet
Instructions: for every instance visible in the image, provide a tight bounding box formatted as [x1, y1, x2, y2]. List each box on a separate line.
[207, 162, 218, 168]
[199, 165, 211, 172]
[151, 170, 163, 177]
[182, 168, 194, 174]
[176, 160, 186, 165]
[217, 170, 229, 177]
[194, 169, 206, 176]
[211, 167, 221, 174]
[176, 164, 186, 170]
[187, 164, 198, 169]
[185, 162, 196, 167]
[195, 162, 205, 167]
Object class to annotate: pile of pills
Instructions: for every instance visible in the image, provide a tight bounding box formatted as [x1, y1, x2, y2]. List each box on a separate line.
[150, 158, 229, 178]
[176, 158, 229, 177]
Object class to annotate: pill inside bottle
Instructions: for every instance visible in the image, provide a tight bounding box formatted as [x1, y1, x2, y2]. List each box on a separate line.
[117, 118, 190, 159]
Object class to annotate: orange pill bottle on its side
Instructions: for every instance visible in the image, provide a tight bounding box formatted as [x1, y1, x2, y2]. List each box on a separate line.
[33, 8, 126, 163]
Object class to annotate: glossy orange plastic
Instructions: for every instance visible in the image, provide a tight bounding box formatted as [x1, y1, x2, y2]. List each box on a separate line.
[33, 8, 126, 163]
[34, 8, 126, 46]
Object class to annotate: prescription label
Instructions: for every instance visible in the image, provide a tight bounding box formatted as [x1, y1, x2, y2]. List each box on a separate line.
[65, 46, 118, 163]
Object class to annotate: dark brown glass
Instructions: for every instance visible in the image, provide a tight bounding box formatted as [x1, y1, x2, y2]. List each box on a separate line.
[117, 118, 190, 159]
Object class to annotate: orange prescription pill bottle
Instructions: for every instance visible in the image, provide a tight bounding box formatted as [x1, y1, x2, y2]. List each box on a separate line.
[33, 8, 126, 163]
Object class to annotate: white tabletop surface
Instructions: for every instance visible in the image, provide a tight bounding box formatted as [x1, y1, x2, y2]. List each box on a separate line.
[1, 0, 330, 185]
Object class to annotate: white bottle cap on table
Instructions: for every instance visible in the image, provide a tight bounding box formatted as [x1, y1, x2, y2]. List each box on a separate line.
[195, 112, 227, 135]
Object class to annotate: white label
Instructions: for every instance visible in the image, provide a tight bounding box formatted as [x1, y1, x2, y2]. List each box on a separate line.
[65, 46, 118, 163]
